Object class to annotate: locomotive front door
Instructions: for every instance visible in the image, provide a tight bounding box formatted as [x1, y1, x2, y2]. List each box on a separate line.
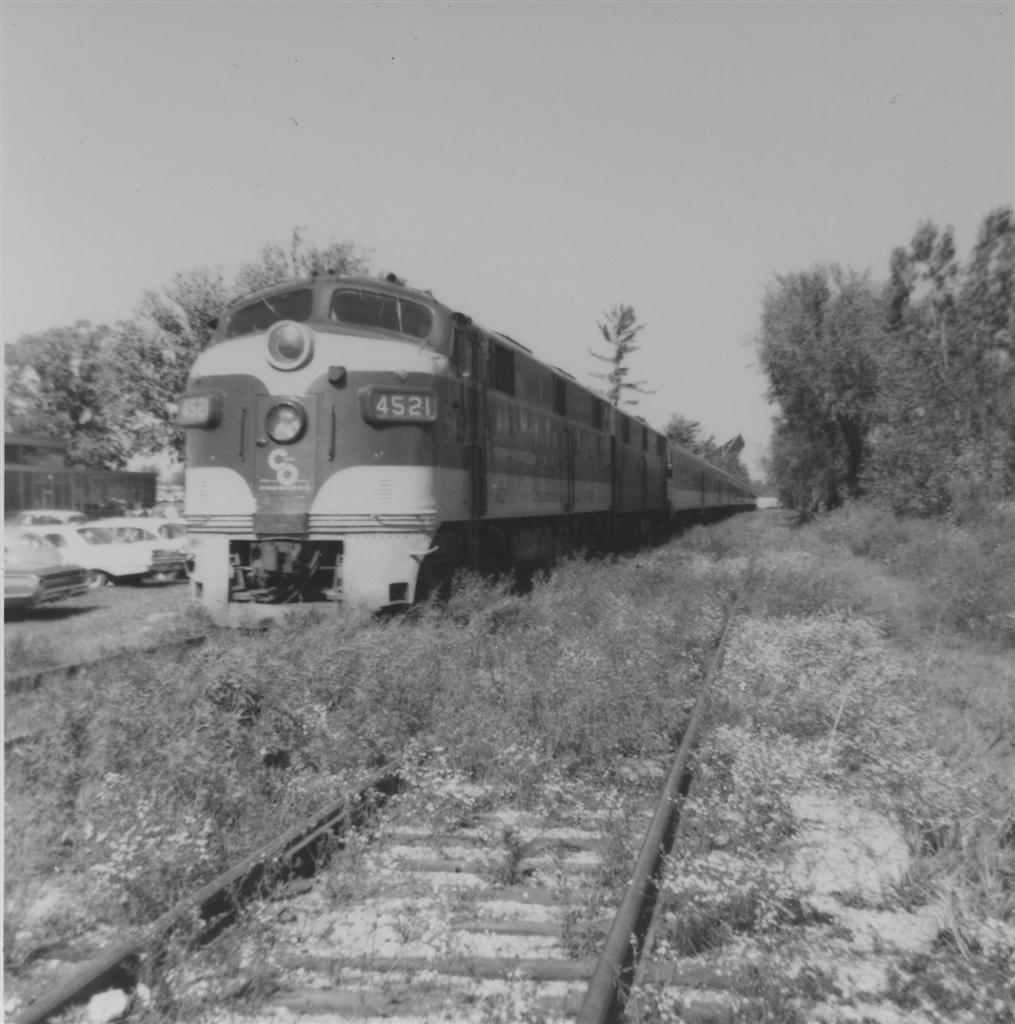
[466, 333, 487, 517]
[252, 394, 318, 533]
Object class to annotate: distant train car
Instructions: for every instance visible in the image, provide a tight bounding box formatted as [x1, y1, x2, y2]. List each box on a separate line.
[178, 274, 754, 625]
[668, 440, 757, 518]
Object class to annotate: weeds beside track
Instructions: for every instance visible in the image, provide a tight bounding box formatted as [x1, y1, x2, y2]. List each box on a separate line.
[6, 507, 1012, 1023]
[10, 569, 755, 1024]
[4, 634, 209, 696]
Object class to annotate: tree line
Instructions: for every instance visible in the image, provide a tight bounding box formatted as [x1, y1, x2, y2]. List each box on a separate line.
[758, 207, 1014, 516]
[6, 232, 751, 484]
[4, 231, 369, 467]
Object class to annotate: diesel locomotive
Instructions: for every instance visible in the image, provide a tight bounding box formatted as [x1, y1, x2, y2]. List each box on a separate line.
[178, 274, 755, 625]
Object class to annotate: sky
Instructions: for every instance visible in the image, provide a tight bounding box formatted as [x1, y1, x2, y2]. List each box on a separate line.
[2, 2, 1012, 478]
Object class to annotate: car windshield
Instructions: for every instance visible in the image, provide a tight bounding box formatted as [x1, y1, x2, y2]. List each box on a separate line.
[223, 289, 314, 339]
[5, 532, 61, 564]
[20, 512, 85, 525]
[330, 288, 433, 339]
[76, 527, 114, 544]
[113, 527, 156, 542]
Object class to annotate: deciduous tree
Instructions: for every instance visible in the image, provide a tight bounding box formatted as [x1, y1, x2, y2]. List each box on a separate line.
[4, 322, 133, 468]
[116, 232, 372, 461]
[758, 265, 881, 506]
[663, 413, 703, 449]
[763, 417, 836, 513]
[232, 228, 370, 297]
[870, 209, 1014, 513]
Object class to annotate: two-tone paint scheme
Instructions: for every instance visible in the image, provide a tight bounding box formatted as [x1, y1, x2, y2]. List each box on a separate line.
[668, 444, 757, 517]
[178, 274, 754, 625]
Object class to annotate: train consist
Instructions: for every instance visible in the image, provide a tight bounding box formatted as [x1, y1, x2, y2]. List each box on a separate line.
[178, 274, 755, 624]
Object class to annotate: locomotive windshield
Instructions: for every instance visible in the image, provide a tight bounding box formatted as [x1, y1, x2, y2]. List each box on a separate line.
[224, 289, 314, 339]
[330, 288, 432, 340]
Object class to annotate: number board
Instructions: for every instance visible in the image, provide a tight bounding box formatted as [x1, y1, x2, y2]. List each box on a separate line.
[361, 388, 438, 424]
[176, 391, 222, 428]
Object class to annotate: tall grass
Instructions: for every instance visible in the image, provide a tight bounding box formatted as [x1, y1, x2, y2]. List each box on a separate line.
[639, 505, 1015, 1024]
[4, 545, 729, 965]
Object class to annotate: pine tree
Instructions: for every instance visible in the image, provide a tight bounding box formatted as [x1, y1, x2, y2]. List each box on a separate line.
[589, 304, 653, 407]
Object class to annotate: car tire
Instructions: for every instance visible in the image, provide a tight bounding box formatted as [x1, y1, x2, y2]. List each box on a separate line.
[88, 570, 111, 590]
[150, 570, 181, 584]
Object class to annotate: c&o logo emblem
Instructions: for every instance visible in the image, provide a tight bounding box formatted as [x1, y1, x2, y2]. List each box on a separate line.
[267, 448, 300, 487]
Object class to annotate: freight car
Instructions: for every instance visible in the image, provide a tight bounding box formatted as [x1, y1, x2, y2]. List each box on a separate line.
[178, 274, 754, 625]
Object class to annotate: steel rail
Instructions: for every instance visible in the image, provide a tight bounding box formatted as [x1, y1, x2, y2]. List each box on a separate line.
[14, 765, 400, 1024]
[5, 635, 209, 694]
[576, 570, 751, 1024]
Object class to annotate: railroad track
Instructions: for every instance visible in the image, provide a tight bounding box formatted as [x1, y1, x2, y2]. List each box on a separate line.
[3, 634, 210, 695]
[13, 574, 751, 1024]
[4, 634, 211, 753]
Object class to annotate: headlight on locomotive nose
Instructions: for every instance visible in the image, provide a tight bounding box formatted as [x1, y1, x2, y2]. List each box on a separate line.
[266, 321, 314, 370]
[265, 401, 307, 443]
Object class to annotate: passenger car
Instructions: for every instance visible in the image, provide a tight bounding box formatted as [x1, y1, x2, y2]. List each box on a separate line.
[22, 520, 185, 588]
[3, 527, 91, 609]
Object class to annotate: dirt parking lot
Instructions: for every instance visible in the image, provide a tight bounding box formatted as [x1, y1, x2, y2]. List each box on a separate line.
[4, 580, 198, 674]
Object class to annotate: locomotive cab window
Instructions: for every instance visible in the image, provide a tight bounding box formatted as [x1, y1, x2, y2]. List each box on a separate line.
[553, 376, 567, 416]
[591, 399, 605, 431]
[488, 342, 515, 395]
[451, 326, 471, 375]
[330, 289, 433, 340]
[224, 289, 314, 338]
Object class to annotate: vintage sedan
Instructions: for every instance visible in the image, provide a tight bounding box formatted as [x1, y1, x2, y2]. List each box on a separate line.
[14, 509, 89, 526]
[140, 517, 189, 557]
[23, 521, 185, 588]
[4, 527, 91, 609]
[87, 517, 189, 583]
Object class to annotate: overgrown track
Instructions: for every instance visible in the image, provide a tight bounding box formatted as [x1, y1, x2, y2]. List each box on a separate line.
[3, 635, 209, 695]
[4, 635, 212, 753]
[13, 767, 403, 1024]
[15, 572, 752, 1024]
[578, 571, 750, 1023]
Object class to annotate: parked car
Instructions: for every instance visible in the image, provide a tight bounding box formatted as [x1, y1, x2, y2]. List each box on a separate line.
[141, 517, 189, 557]
[21, 520, 185, 588]
[3, 527, 91, 609]
[88, 517, 190, 583]
[13, 509, 88, 526]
